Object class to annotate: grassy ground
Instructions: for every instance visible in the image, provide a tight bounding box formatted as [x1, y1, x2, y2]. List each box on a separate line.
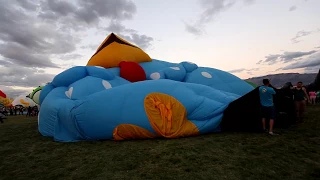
[0, 105, 319, 180]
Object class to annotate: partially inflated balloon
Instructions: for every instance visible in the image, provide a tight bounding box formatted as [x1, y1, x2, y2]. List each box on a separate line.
[28, 86, 43, 105]
[37, 33, 254, 142]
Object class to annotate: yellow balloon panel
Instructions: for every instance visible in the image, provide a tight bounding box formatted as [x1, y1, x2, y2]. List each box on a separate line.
[86, 33, 152, 68]
[0, 97, 13, 107]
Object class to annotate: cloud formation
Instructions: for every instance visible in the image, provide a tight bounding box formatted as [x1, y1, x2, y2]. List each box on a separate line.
[291, 29, 320, 43]
[0, 60, 54, 98]
[38, 0, 137, 28]
[184, 21, 204, 36]
[184, 0, 255, 35]
[289, 5, 297, 11]
[258, 50, 317, 65]
[0, 62, 54, 88]
[106, 21, 154, 50]
[283, 52, 320, 70]
[0, 86, 31, 100]
[0, 0, 153, 98]
[304, 65, 320, 74]
[228, 68, 246, 73]
[0, 0, 139, 68]
[228, 67, 259, 74]
[243, 0, 255, 5]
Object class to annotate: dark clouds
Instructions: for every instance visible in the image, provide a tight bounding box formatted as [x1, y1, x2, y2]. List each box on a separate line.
[228, 68, 246, 73]
[0, 1, 87, 66]
[58, 54, 83, 61]
[184, 0, 255, 35]
[0, 86, 30, 100]
[304, 65, 320, 73]
[0, 0, 139, 69]
[81, 31, 154, 52]
[105, 20, 154, 50]
[38, 0, 136, 28]
[228, 67, 259, 75]
[282, 52, 320, 70]
[0, 61, 54, 98]
[292, 29, 320, 44]
[259, 28, 320, 73]
[289, 6, 297, 11]
[291, 28, 320, 44]
[106, 21, 130, 33]
[243, 0, 255, 5]
[258, 49, 320, 73]
[258, 50, 317, 65]
[0, 62, 54, 88]
[0, 0, 153, 98]
[198, 0, 236, 25]
[0, 43, 59, 68]
[184, 21, 203, 36]
[121, 33, 154, 50]
[80, 44, 100, 51]
[291, 30, 313, 43]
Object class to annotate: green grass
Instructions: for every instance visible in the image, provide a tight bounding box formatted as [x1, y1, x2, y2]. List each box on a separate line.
[1, 105, 320, 180]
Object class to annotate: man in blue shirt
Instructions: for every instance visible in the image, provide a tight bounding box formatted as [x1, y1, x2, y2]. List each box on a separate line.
[259, 79, 278, 135]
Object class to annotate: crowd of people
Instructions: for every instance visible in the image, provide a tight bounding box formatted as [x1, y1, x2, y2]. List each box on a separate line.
[259, 79, 319, 136]
[0, 106, 39, 123]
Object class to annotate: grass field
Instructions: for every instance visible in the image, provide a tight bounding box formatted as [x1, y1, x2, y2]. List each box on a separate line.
[0, 105, 319, 180]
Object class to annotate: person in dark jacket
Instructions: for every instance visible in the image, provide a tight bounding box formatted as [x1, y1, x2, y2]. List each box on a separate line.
[26, 106, 32, 117]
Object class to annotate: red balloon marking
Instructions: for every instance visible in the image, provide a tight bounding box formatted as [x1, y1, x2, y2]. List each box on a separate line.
[119, 61, 146, 82]
[0, 90, 6, 98]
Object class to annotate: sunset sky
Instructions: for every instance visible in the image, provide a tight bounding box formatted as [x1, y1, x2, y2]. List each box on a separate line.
[0, 0, 319, 97]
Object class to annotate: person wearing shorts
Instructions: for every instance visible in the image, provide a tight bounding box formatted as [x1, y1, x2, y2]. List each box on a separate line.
[259, 79, 278, 135]
[309, 91, 316, 104]
[292, 82, 311, 123]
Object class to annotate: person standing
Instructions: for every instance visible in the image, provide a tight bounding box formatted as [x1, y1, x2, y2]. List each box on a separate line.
[14, 107, 17, 116]
[292, 82, 311, 123]
[26, 106, 32, 117]
[259, 79, 278, 135]
[308, 91, 316, 104]
[0, 111, 6, 123]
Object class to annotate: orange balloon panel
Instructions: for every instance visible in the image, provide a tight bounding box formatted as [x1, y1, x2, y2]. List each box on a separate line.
[87, 33, 151, 68]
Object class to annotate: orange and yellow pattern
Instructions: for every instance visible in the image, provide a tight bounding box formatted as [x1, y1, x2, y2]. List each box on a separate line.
[19, 99, 30, 107]
[0, 97, 13, 107]
[112, 93, 200, 140]
[113, 124, 157, 140]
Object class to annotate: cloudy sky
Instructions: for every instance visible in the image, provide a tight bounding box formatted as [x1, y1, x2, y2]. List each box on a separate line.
[0, 0, 319, 98]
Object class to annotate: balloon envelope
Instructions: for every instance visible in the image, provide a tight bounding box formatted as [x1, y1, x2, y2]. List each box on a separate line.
[0, 90, 6, 98]
[12, 95, 36, 107]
